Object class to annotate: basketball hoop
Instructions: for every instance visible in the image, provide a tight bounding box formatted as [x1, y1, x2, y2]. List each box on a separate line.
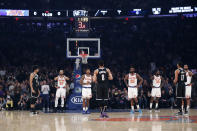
[80, 54, 88, 64]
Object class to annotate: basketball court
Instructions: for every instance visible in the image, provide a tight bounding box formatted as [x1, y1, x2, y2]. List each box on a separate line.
[1, 109, 197, 131]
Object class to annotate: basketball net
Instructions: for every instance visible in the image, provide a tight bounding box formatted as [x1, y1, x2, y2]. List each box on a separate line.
[80, 53, 88, 64]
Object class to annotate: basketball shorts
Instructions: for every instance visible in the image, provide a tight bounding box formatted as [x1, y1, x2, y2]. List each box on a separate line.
[151, 87, 161, 97]
[176, 83, 186, 98]
[185, 85, 192, 98]
[56, 88, 66, 98]
[96, 83, 109, 100]
[128, 87, 138, 99]
[31, 87, 39, 98]
[82, 87, 92, 99]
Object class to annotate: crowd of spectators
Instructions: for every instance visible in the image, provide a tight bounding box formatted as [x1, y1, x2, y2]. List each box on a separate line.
[0, 17, 197, 111]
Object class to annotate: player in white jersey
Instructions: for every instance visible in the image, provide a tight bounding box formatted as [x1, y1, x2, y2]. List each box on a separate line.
[80, 68, 92, 114]
[54, 70, 69, 112]
[124, 66, 143, 114]
[184, 64, 193, 115]
[150, 70, 164, 112]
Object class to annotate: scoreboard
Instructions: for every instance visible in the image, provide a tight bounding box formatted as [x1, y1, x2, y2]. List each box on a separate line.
[0, 6, 197, 19]
[75, 17, 90, 32]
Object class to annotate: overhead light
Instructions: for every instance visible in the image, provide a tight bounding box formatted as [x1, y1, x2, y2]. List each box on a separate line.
[33, 11, 37, 16]
[117, 10, 122, 15]
[152, 8, 161, 15]
[57, 12, 61, 16]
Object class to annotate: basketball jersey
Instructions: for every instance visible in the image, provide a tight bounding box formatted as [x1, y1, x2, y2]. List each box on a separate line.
[57, 75, 66, 88]
[153, 75, 161, 88]
[185, 71, 192, 85]
[97, 68, 108, 83]
[178, 68, 187, 85]
[128, 73, 137, 87]
[83, 74, 92, 87]
[32, 73, 39, 89]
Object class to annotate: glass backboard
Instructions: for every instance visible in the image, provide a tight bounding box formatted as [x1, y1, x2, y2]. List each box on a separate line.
[67, 38, 100, 59]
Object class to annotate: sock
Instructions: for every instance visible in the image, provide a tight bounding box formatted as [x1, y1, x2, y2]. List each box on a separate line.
[187, 106, 189, 110]
[137, 105, 139, 109]
[150, 103, 153, 109]
[156, 103, 158, 109]
[131, 106, 134, 110]
[181, 105, 184, 111]
[55, 98, 58, 108]
[83, 107, 86, 111]
[85, 107, 88, 111]
[61, 97, 64, 108]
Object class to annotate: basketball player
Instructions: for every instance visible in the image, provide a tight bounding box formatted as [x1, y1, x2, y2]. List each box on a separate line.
[80, 68, 92, 114]
[173, 62, 187, 115]
[93, 60, 113, 118]
[184, 64, 193, 114]
[149, 70, 164, 112]
[54, 70, 69, 112]
[124, 66, 143, 114]
[29, 65, 40, 114]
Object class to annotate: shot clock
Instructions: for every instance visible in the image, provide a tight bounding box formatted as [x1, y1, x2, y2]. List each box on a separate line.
[75, 17, 90, 32]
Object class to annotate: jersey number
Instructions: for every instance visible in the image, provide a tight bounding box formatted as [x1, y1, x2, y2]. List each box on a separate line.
[102, 74, 105, 81]
[130, 79, 135, 83]
[156, 79, 161, 83]
[130, 77, 135, 83]
[181, 75, 185, 81]
[59, 80, 64, 85]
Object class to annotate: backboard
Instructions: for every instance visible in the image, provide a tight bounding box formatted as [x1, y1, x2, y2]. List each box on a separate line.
[67, 38, 100, 59]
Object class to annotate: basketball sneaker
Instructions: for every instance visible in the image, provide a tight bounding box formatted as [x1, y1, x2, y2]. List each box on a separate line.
[82, 110, 86, 114]
[100, 112, 104, 118]
[86, 109, 90, 114]
[138, 109, 142, 114]
[175, 111, 183, 116]
[155, 107, 160, 112]
[184, 110, 189, 116]
[130, 109, 134, 114]
[102, 112, 109, 118]
[33, 111, 39, 115]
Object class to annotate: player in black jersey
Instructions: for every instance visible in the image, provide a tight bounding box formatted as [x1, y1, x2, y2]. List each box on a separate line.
[174, 62, 187, 115]
[93, 60, 113, 118]
[29, 65, 40, 114]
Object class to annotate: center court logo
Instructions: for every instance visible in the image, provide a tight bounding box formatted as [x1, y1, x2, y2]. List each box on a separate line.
[71, 96, 83, 104]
